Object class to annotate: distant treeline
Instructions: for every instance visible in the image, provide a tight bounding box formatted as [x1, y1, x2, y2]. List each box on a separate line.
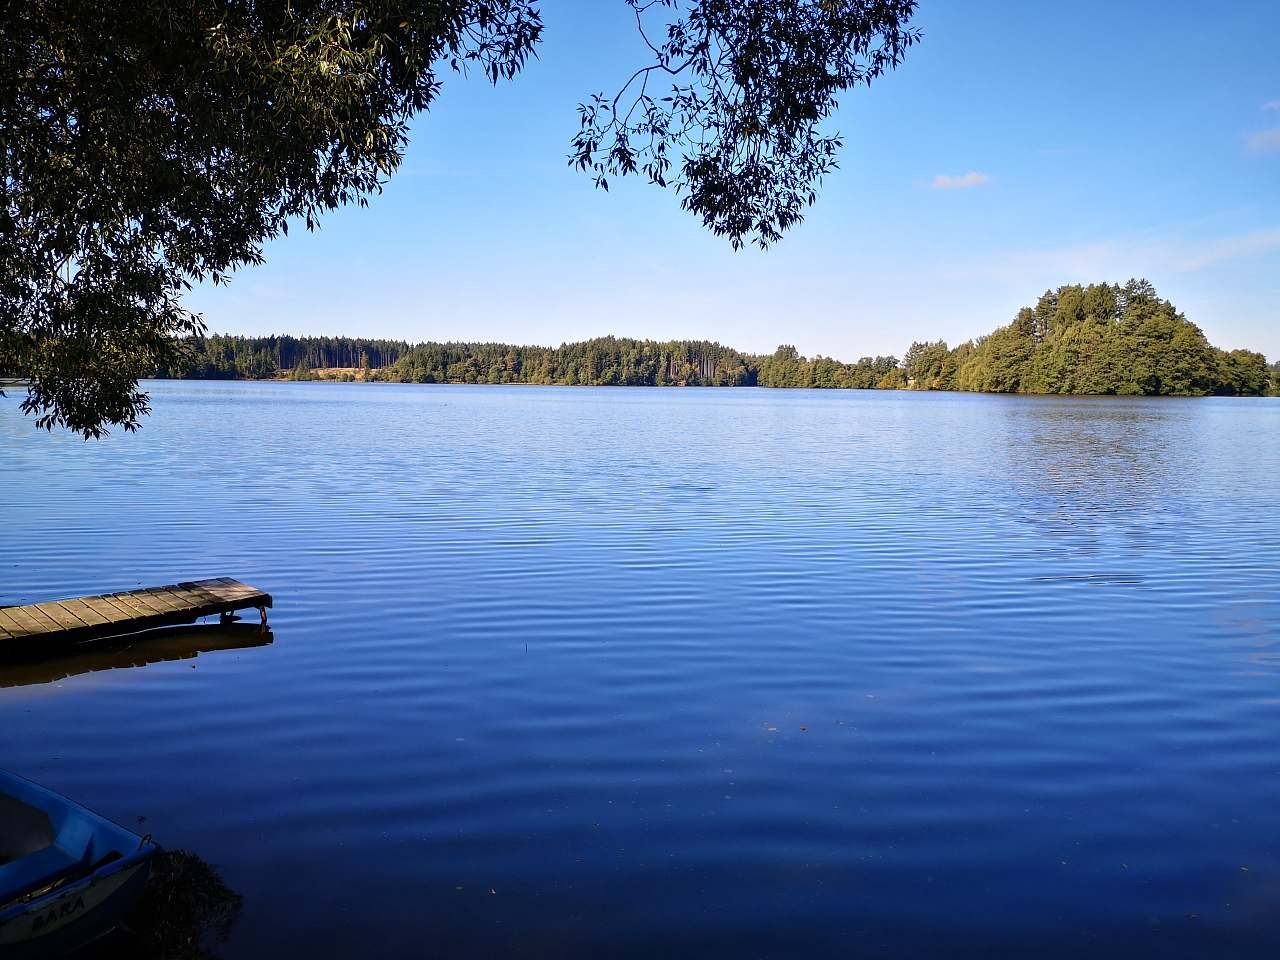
[164, 334, 411, 380]
[160, 281, 1278, 396]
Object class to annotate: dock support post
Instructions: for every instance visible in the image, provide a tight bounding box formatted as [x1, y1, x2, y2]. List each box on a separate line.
[258, 606, 268, 631]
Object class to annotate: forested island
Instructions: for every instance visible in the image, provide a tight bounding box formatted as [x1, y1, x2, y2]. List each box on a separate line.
[161, 282, 1278, 397]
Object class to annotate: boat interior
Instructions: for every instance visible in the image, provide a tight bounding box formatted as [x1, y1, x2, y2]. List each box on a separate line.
[0, 783, 127, 907]
[0, 793, 55, 867]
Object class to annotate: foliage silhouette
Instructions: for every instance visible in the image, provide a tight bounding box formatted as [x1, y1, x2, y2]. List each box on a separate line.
[2, 0, 919, 436]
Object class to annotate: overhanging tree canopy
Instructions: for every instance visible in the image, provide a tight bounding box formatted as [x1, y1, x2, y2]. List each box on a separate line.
[0, 0, 919, 436]
[572, 0, 920, 248]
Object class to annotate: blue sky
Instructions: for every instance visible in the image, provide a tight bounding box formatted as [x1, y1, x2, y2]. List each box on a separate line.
[187, 0, 1280, 360]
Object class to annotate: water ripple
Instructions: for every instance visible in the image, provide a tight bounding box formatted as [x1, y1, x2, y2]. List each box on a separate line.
[2, 383, 1279, 957]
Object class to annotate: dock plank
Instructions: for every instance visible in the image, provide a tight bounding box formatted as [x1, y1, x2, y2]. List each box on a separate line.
[160, 586, 210, 608]
[33, 603, 86, 630]
[109, 592, 169, 618]
[84, 596, 135, 621]
[0, 580, 272, 656]
[0, 607, 44, 637]
[26, 606, 66, 632]
[132, 589, 188, 612]
[58, 599, 112, 627]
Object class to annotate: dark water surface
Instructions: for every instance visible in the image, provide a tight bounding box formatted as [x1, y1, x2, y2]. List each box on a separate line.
[3, 382, 1280, 958]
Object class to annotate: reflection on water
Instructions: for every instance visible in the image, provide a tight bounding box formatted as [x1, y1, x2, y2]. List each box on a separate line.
[0, 625, 273, 689]
[81, 850, 243, 960]
[2, 382, 1280, 958]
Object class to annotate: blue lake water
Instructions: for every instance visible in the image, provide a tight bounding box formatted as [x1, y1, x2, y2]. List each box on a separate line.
[2, 381, 1280, 957]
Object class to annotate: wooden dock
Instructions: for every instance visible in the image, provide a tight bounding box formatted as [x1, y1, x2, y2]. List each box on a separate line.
[0, 579, 272, 655]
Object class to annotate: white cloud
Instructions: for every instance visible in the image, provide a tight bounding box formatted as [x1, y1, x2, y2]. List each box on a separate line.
[1179, 228, 1280, 270]
[1247, 128, 1280, 154]
[1263, 100, 1280, 111]
[947, 225, 1280, 288]
[931, 171, 991, 190]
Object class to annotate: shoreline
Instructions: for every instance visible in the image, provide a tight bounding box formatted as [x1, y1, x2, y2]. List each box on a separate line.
[143, 376, 1276, 400]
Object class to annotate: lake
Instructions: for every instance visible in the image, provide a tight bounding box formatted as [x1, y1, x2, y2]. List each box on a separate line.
[3, 381, 1279, 958]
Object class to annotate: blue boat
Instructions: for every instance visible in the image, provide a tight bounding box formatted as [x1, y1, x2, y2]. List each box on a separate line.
[0, 771, 157, 957]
